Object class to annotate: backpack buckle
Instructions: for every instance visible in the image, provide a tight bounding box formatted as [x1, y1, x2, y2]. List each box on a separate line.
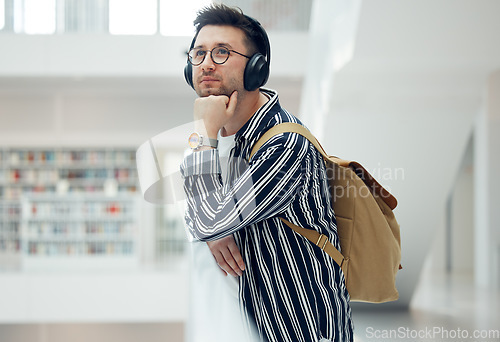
[316, 234, 328, 250]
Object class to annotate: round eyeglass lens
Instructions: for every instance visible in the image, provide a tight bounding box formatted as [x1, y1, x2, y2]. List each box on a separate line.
[211, 47, 230, 64]
[188, 47, 231, 65]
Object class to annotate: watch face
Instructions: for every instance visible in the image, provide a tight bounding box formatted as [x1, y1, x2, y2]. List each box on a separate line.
[188, 132, 201, 149]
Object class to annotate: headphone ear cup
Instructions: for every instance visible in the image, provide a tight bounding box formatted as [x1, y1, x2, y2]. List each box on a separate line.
[244, 53, 269, 91]
[184, 63, 194, 89]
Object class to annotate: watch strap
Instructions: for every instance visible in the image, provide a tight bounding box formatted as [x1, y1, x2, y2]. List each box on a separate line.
[206, 137, 218, 148]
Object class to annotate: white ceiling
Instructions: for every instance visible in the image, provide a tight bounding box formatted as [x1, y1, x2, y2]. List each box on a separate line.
[331, 0, 500, 110]
[355, 0, 500, 71]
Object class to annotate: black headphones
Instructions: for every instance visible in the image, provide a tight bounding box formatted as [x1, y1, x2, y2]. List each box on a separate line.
[184, 15, 271, 91]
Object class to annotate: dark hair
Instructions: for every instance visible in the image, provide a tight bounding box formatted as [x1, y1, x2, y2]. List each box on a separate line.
[192, 4, 266, 58]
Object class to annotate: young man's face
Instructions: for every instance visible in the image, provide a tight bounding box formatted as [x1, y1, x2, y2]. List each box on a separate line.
[191, 25, 249, 98]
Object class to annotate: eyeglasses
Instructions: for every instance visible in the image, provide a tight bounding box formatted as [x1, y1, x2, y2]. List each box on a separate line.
[187, 46, 250, 66]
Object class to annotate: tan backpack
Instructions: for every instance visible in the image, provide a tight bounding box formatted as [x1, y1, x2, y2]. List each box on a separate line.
[250, 123, 402, 303]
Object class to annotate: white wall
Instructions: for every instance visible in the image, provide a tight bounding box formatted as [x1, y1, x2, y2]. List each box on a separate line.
[451, 138, 474, 272]
[0, 83, 196, 147]
[426, 134, 474, 274]
[474, 70, 500, 288]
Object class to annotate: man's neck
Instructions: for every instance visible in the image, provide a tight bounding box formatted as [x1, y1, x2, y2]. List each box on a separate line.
[221, 91, 269, 137]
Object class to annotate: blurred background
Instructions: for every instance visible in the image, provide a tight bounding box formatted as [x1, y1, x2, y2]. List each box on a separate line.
[0, 0, 499, 341]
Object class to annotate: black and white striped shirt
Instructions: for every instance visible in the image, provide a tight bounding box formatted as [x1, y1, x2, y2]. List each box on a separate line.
[181, 88, 353, 342]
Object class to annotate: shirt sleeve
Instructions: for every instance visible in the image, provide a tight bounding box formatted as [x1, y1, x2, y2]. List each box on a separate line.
[180, 133, 309, 241]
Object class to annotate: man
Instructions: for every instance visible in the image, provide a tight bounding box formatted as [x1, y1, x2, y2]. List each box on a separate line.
[180, 4, 353, 342]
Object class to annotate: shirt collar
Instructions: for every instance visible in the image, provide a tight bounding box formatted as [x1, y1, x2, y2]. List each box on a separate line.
[236, 88, 279, 143]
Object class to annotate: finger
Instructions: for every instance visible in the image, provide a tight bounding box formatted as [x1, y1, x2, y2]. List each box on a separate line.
[220, 247, 243, 276]
[214, 252, 238, 277]
[226, 240, 245, 272]
[211, 252, 228, 276]
[226, 91, 238, 115]
[220, 94, 230, 105]
[217, 265, 228, 276]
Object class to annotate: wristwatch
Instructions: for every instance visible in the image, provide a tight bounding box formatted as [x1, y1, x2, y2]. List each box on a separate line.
[188, 132, 218, 150]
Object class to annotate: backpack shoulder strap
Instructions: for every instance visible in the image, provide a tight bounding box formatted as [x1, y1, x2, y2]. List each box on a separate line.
[250, 122, 351, 167]
[250, 122, 398, 210]
[250, 122, 328, 161]
[279, 217, 346, 270]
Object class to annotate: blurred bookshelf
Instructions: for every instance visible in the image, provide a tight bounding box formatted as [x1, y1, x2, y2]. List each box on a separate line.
[0, 200, 21, 265]
[155, 203, 187, 264]
[20, 194, 139, 270]
[149, 150, 188, 266]
[0, 147, 186, 271]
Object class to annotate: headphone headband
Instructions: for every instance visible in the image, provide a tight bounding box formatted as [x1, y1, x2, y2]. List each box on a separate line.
[243, 15, 271, 69]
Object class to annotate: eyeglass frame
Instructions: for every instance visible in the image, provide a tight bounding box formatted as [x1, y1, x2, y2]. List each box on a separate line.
[187, 46, 251, 66]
